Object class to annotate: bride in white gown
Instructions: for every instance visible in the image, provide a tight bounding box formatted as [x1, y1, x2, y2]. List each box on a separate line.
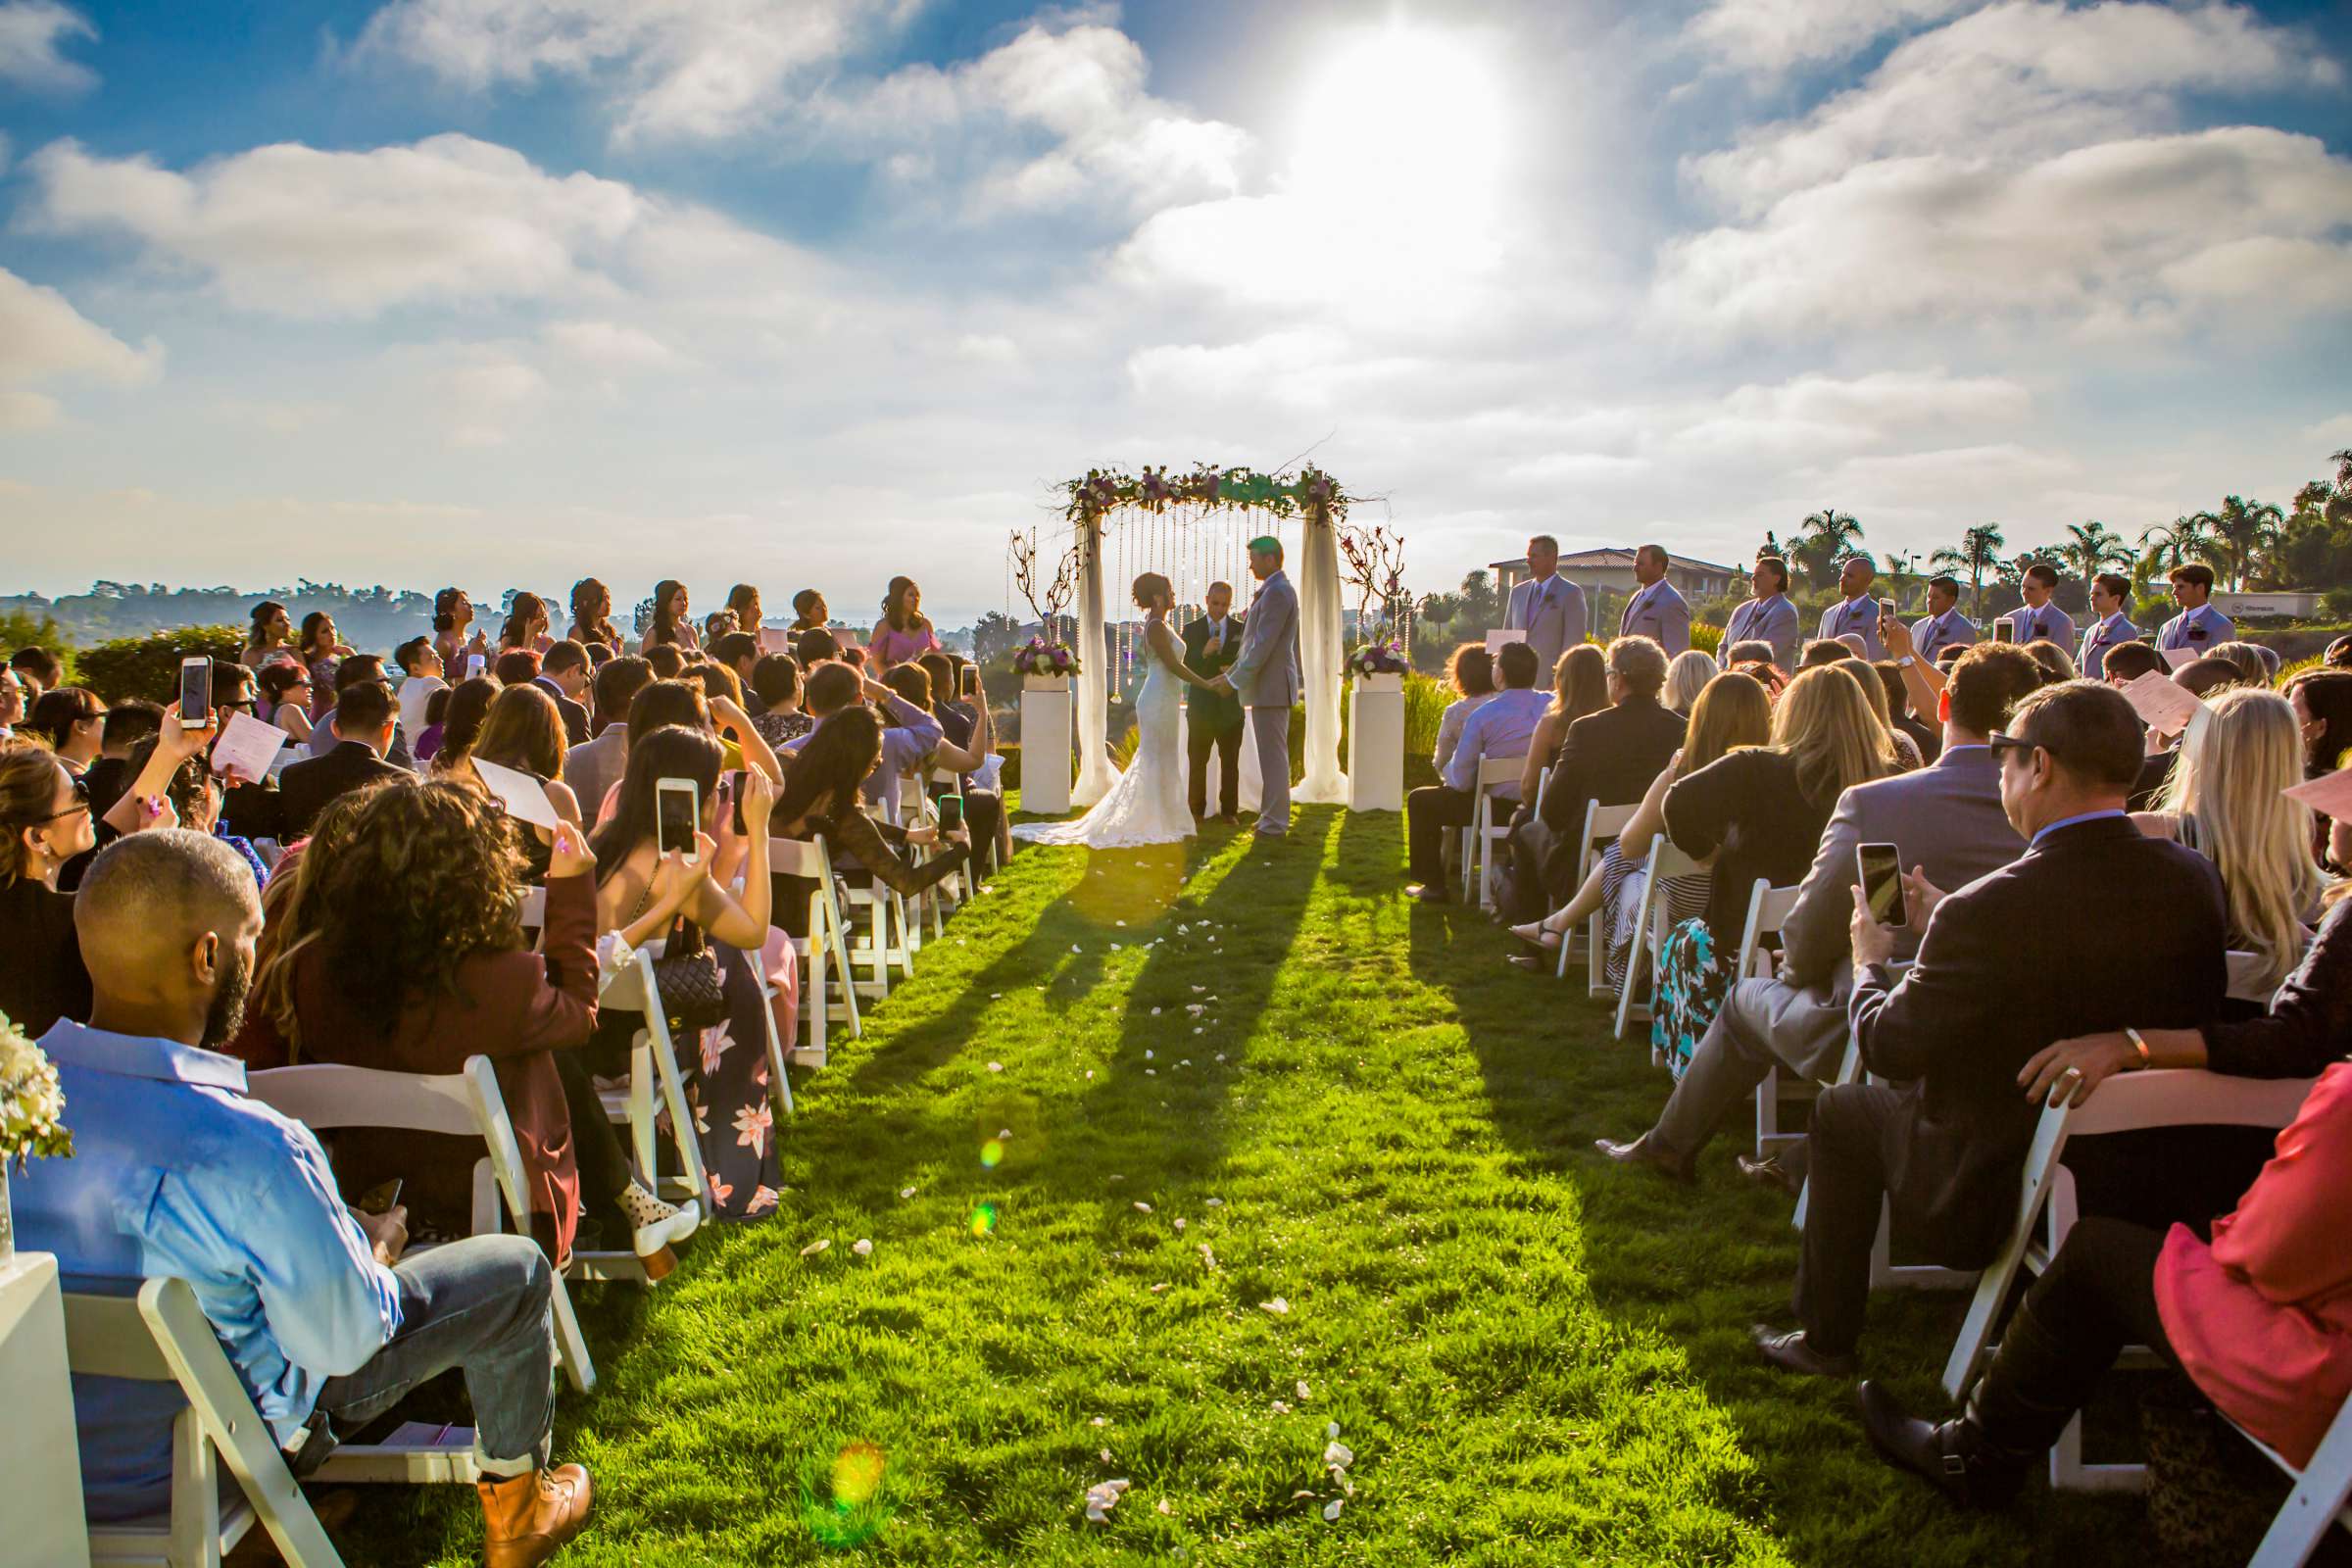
[1014, 572, 1211, 849]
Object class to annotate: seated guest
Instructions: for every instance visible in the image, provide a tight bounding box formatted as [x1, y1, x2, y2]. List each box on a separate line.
[1749, 679, 2226, 1377]
[676, 663, 783, 782]
[534, 639, 593, 747]
[1513, 636, 1682, 921]
[784, 662, 942, 808]
[1432, 644, 1495, 777]
[2098, 639, 2165, 685]
[205, 663, 282, 844]
[1404, 641, 1546, 904]
[2207, 639, 2271, 688]
[2175, 654, 2245, 698]
[565, 657, 653, 810]
[1727, 657, 1788, 699]
[1512, 644, 1607, 812]
[2287, 668, 2352, 869]
[394, 635, 448, 741]
[796, 625, 842, 668]
[10, 644, 62, 699]
[414, 686, 451, 764]
[749, 654, 812, 749]
[644, 643, 687, 679]
[2024, 640, 2077, 685]
[429, 676, 501, 769]
[639, 579, 699, 656]
[1, 741, 98, 1034]
[495, 648, 542, 687]
[260, 662, 316, 747]
[1647, 663, 1895, 1073]
[0, 665, 22, 739]
[12, 830, 595, 1555]
[1510, 668, 1768, 990]
[866, 576, 942, 669]
[500, 591, 554, 655]
[28, 686, 108, 774]
[880, 662, 996, 844]
[1598, 643, 2042, 1182]
[565, 577, 622, 654]
[2328, 633, 2352, 670]
[915, 651, 1006, 869]
[591, 726, 780, 1218]
[278, 679, 405, 840]
[121, 732, 269, 887]
[778, 666, 965, 901]
[468, 685, 586, 880]
[1872, 661, 1938, 764]
[789, 589, 828, 636]
[710, 631, 761, 710]
[309, 655, 416, 769]
[1856, 1063, 2352, 1506]
[1798, 639, 1855, 669]
[85, 699, 164, 818]
[1663, 650, 1716, 716]
[258, 781, 691, 1269]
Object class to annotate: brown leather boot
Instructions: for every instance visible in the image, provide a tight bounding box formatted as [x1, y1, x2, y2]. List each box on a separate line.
[479, 1464, 594, 1567]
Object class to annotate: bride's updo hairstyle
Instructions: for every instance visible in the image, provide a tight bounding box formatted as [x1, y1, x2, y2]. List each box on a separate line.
[1131, 572, 1172, 611]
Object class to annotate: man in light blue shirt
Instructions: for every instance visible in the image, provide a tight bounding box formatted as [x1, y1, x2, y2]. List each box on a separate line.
[1910, 575, 1977, 665]
[1502, 535, 1586, 679]
[1816, 556, 1888, 660]
[15, 832, 589, 1550]
[2001, 562, 2076, 651]
[1617, 544, 1692, 656]
[2077, 571, 2140, 680]
[785, 661, 944, 814]
[2156, 563, 2234, 655]
[1407, 641, 1546, 901]
[1722, 556, 1800, 671]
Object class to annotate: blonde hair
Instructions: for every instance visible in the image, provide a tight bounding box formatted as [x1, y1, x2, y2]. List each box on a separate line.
[2155, 688, 2324, 991]
[1770, 663, 1894, 804]
[1680, 670, 1772, 777]
[1664, 650, 1717, 712]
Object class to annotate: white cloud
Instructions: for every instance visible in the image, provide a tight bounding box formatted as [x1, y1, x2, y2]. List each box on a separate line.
[1689, 0, 1977, 73]
[0, 0, 96, 92]
[544, 318, 689, 370]
[0, 265, 163, 429]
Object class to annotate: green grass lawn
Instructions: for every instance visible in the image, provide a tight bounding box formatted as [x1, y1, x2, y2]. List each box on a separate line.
[366, 804, 2168, 1566]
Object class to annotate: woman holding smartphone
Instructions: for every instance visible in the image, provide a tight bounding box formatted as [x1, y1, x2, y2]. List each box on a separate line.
[589, 724, 780, 1220]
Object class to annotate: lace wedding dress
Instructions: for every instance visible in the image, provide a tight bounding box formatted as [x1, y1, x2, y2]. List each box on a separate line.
[1014, 617, 1195, 849]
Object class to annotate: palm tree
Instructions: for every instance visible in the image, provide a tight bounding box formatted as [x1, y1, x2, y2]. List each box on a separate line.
[2137, 514, 2213, 588]
[1929, 522, 2005, 616]
[1801, 507, 1864, 560]
[2191, 495, 2286, 590]
[2058, 520, 2131, 584]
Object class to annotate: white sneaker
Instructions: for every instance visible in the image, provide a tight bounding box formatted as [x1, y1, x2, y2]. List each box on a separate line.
[616, 1181, 699, 1255]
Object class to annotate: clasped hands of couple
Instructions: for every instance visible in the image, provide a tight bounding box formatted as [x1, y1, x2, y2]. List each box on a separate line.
[1846, 862, 2155, 1117]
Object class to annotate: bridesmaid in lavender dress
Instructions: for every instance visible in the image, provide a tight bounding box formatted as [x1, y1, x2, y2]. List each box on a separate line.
[866, 576, 944, 669]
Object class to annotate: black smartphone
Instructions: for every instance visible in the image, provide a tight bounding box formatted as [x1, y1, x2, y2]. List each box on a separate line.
[1993, 619, 2016, 644]
[178, 656, 212, 728]
[727, 769, 748, 836]
[960, 667, 978, 698]
[356, 1177, 403, 1214]
[656, 776, 700, 859]
[1857, 842, 1906, 928]
[938, 794, 965, 833]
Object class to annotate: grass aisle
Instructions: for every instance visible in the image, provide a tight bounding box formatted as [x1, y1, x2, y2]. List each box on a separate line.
[378, 805, 2151, 1565]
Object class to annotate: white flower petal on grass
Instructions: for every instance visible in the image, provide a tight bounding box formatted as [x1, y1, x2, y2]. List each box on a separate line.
[1111, 943, 1121, 952]
[1260, 1298, 1290, 1315]
[1215, 1054, 1227, 1062]
[1090, 1416, 1107, 1427]
[1146, 1068, 1157, 1076]
[1100, 1447, 1113, 1462]
[1086, 1070, 1095, 1081]
[1151, 1281, 1169, 1294]
[1156, 1498, 1172, 1516]
[1108, 1173, 1124, 1182]
[1271, 1401, 1292, 1415]
[899, 1186, 916, 1199]
[987, 1061, 1004, 1072]
[1291, 1489, 1317, 1499]
[799, 1238, 830, 1257]
[1205, 1198, 1223, 1207]
[1083, 1477, 1130, 1523]
[1133, 1200, 1152, 1212]
[1151, 1006, 1161, 1015]
[853, 1238, 873, 1257]
[1324, 1441, 1353, 1467]
[1323, 1499, 1343, 1522]
[1191, 985, 1205, 993]
[991, 992, 1003, 1000]
[1072, 945, 1082, 954]
[1326, 1421, 1340, 1440]
[1116, 919, 1126, 926]
[1200, 1244, 1218, 1270]
[1000, 1128, 1014, 1140]
[1297, 1380, 1311, 1399]
[1173, 1217, 1186, 1232]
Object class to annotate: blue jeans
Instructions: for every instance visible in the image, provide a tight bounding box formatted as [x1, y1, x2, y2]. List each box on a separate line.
[307, 1234, 555, 1477]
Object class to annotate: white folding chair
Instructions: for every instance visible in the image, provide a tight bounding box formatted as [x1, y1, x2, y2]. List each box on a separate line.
[516, 884, 547, 935]
[1939, 1069, 2319, 1493]
[768, 833, 860, 1064]
[897, 775, 951, 942]
[2227, 947, 2281, 1005]
[1612, 836, 1704, 1043]
[1457, 755, 1528, 910]
[2246, 1391, 2352, 1567]
[595, 945, 711, 1217]
[246, 1056, 598, 1391]
[1731, 880, 1806, 1156]
[1557, 804, 1642, 993]
[838, 806, 917, 999]
[64, 1276, 475, 1568]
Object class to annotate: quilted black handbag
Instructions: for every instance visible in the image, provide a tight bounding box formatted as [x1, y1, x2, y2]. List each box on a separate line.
[649, 917, 728, 1036]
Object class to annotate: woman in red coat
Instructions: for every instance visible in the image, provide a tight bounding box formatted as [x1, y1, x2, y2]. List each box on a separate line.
[251, 777, 695, 1270]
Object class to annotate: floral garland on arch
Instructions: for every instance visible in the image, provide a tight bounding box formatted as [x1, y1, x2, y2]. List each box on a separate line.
[1061, 464, 1351, 523]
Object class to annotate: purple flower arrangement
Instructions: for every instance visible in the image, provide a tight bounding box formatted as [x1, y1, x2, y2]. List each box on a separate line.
[1014, 637, 1081, 676]
[1348, 642, 1408, 676]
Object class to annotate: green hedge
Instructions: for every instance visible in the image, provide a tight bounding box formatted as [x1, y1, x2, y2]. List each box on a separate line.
[74, 624, 245, 705]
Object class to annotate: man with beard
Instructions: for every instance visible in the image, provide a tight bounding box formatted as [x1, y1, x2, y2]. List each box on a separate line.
[14, 830, 596, 1565]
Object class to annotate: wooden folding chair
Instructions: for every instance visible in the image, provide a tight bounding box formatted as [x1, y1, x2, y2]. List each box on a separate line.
[1459, 755, 1528, 910]
[245, 1056, 597, 1392]
[1553, 801, 1637, 986]
[1611, 835, 1704, 1044]
[1938, 1069, 2319, 1494]
[65, 1276, 473, 1568]
[594, 945, 711, 1217]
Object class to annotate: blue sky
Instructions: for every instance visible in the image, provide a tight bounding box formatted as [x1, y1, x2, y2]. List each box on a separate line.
[2, 0, 2347, 624]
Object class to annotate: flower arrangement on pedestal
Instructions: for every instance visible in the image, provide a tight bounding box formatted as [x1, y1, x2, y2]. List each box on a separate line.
[1347, 642, 1408, 677]
[1013, 637, 1081, 677]
[0, 1011, 74, 1261]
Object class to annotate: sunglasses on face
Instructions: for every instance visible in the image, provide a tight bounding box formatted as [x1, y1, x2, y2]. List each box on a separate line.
[1986, 732, 2049, 766]
[18, 773, 92, 826]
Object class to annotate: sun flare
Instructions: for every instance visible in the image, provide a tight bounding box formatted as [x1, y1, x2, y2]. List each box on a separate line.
[1290, 24, 1508, 220]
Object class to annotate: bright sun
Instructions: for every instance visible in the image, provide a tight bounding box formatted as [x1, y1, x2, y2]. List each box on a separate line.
[1290, 24, 1508, 222]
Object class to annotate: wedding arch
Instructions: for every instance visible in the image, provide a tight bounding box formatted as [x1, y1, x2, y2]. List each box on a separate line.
[1025, 466, 1352, 809]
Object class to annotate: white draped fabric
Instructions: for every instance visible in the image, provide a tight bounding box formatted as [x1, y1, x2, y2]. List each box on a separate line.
[1295, 507, 1348, 804]
[1071, 513, 1119, 808]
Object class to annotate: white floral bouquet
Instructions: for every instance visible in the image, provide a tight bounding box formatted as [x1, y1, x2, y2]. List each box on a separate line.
[0, 1012, 73, 1171]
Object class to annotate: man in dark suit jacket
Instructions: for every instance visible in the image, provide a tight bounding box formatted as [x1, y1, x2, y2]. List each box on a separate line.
[533, 639, 593, 748]
[1505, 636, 1684, 918]
[1751, 678, 2226, 1377]
[276, 680, 408, 841]
[1182, 582, 1246, 821]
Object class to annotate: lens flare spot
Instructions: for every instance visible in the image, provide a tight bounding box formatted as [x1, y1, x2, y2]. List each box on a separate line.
[980, 1139, 1004, 1168]
[800, 1440, 893, 1548]
[969, 1203, 998, 1238]
[832, 1441, 886, 1505]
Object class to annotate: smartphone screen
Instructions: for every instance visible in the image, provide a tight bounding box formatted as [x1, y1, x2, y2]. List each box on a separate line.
[466, 653, 488, 679]
[1857, 842, 1906, 928]
[657, 778, 700, 859]
[178, 657, 212, 727]
[938, 794, 965, 833]
[960, 667, 978, 698]
[727, 769, 748, 836]
[1993, 620, 2015, 644]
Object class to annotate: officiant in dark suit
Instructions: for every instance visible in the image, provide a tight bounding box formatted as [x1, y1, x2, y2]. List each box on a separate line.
[1183, 580, 1246, 821]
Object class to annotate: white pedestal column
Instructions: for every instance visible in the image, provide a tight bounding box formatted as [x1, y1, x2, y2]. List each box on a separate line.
[1021, 676, 1074, 815]
[1348, 674, 1405, 812]
[0, 1251, 90, 1568]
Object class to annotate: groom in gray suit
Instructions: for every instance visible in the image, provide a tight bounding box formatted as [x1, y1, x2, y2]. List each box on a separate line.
[1212, 536, 1302, 840]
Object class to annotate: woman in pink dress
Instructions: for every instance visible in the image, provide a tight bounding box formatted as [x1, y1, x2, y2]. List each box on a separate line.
[865, 576, 942, 669]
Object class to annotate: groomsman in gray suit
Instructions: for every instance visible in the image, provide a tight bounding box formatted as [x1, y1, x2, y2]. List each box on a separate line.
[1213, 536, 1302, 840]
[1910, 575, 1977, 665]
[1617, 544, 1692, 655]
[2001, 562, 2076, 650]
[1722, 555, 1800, 671]
[1503, 535, 1586, 678]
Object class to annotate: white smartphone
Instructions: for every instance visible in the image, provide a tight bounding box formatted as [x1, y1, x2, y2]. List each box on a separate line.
[1857, 841, 1906, 928]
[177, 656, 212, 728]
[466, 653, 487, 679]
[656, 776, 700, 861]
[1993, 619, 2016, 645]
